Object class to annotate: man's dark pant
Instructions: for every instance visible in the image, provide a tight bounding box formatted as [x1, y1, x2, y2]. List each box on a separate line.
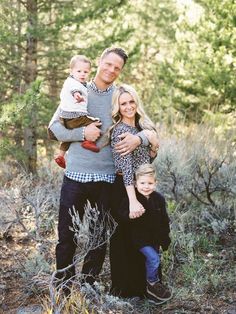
[56, 175, 112, 284]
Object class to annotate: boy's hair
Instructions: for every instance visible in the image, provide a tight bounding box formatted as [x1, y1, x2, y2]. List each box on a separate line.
[135, 163, 157, 181]
[70, 55, 91, 69]
[100, 47, 128, 66]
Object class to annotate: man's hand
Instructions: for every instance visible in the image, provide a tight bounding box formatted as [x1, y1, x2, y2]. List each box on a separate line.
[115, 132, 141, 156]
[84, 121, 102, 141]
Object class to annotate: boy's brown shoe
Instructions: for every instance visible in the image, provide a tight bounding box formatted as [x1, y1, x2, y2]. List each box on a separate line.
[146, 293, 168, 305]
[147, 281, 172, 301]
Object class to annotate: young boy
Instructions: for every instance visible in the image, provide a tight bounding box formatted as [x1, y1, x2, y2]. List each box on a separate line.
[117, 163, 172, 302]
[54, 55, 100, 168]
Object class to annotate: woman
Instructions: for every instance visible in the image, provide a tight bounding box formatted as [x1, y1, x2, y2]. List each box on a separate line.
[108, 84, 159, 298]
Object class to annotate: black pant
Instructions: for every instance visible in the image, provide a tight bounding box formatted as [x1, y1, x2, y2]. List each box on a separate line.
[56, 176, 112, 284]
[110, 175, 146, 297]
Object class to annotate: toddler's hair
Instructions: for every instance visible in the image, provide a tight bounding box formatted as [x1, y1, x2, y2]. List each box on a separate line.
[70, 55, 91, 69]
[135, 163, 157, 181]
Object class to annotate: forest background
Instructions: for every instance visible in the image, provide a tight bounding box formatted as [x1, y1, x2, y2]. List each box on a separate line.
[0, 0, 235, 313]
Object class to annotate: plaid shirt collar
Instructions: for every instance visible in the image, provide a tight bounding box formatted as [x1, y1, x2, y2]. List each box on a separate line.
[89, 80, 114, 94]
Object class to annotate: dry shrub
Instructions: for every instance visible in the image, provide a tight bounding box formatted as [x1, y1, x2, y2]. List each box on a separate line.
[155, 124, 235, 232]
[154, 124, 236, 298]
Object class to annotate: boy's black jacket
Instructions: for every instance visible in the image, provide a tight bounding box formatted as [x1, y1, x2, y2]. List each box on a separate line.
[116, 190, 171, 251]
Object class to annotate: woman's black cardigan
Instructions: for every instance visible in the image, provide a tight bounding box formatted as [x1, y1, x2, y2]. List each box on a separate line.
[116, 190, 171, 251]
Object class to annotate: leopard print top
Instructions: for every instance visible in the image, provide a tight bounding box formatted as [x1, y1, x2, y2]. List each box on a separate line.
[111, 122, 150, 186]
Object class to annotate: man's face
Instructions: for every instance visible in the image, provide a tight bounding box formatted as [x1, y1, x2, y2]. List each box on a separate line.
[97, 52, 124, 85]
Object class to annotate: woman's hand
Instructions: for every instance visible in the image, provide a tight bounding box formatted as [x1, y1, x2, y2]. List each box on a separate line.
[129, 199, 145, 219]
[143, 130, 159, 156]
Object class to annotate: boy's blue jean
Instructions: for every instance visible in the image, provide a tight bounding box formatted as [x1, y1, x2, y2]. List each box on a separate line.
[139, 246, 160, 283]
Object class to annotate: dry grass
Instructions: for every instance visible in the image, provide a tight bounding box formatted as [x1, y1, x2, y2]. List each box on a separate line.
[1, 125, 236, 313]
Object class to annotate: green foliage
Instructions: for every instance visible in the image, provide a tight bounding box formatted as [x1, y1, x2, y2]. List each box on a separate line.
[1, 0, 235, 169]
[0, 138, 27, 165]
[177, 249, 235, 296]
[0, 80, 53, 165]
[166, 0, 236, 121]
[0, 0, 133, 168]
[0, 80, 42, 127]
[19, 252, 52, 294]
[21, 253, 51, 280]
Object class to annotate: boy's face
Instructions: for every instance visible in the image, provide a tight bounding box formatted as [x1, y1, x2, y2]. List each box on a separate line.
[71, 61, 91, 83]
[136, 174, 157, 198]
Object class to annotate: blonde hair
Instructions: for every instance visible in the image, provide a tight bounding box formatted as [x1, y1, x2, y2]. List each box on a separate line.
[135, 163, 157, 182]
[70, 55, 91, 70]
[106, 84, 156, 142]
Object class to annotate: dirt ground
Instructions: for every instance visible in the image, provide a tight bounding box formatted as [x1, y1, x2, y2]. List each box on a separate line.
[1, 233, 236, 314]
[0, 210, 235, 314]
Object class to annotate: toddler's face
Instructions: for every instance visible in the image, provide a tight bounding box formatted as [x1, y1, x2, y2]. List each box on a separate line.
[71, 61, 91, 83]
[136, 174, 156, 198]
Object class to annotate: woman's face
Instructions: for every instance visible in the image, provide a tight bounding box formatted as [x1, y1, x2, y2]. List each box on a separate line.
[118, 92, 137, 125]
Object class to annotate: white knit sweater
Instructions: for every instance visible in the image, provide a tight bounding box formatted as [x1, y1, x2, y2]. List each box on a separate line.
[60, 76, 88, 114]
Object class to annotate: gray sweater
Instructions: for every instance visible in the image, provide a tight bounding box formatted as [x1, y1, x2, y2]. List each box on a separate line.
[49, 84, 148, 175]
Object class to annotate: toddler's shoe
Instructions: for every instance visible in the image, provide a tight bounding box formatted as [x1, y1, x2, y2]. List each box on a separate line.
[81, 140, 100, 153]
[55, 156, 66, 169]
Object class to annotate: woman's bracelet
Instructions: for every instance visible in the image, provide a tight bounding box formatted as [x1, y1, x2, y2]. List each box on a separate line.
[150, 145, 159, 154]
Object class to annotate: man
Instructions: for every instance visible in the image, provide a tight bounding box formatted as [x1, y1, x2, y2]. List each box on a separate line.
[48, 47, 149, 288]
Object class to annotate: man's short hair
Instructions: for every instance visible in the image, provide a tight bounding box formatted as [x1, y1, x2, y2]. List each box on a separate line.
[100, 47, 128, 66]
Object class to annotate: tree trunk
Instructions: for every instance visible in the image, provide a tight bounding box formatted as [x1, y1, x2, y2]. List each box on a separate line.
[24, 0, 38, 174]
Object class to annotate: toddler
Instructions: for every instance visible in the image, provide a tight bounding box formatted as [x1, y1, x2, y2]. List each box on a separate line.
[55, 55, 100, 168]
